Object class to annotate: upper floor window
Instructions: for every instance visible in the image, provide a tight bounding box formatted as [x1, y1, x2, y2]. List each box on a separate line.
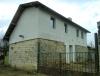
[76, 29, 79, 37]
[81, 31, 84, 39]
[50, 17, 56, 29]
[64, 23, 68, 33]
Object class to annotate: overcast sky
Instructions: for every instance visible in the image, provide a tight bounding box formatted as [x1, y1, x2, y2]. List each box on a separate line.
[0, 0, 100, 45]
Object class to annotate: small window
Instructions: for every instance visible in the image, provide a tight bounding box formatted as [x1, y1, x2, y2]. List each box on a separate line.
[81, 31, 84, 39]
[50, 17, 56, 29]
[64, 23, 68, 33]
[76, 29, 79, 37]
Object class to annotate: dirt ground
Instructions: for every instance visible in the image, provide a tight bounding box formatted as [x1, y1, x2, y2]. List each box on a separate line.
[0, 65, 47, 76]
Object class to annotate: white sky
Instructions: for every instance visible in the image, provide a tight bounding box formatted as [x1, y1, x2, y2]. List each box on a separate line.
[0, 0, 100, 45]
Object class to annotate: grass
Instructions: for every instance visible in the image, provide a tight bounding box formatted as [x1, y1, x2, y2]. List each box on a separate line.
[4, 55, 9, 65]
[0, 65, 48, 76]
[1, 54, 47, 76]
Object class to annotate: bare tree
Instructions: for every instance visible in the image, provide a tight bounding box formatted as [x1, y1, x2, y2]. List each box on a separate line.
[88, 41, 95, 48]
[0, 31, 9, 64]
[0, 32, 4, 48]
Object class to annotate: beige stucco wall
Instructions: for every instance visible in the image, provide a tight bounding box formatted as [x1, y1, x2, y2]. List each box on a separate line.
[9, 39, 38, 71]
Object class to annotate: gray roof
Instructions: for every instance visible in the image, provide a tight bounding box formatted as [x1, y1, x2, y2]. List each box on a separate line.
[3, 1, 90, 41]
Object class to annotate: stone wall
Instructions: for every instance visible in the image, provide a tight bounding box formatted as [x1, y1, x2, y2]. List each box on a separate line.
[9, 38, 66, 71]
[39, 38, 66, 66]
[39, 38, 66, 53]
[75, 45, 88, 63]
[9, 39, 38, 71]
[75, 45, 88, 53]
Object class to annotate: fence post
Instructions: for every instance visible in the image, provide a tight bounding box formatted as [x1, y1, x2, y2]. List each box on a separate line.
[37, 39, 40, 73]
[59, 53, 62, 76]
[95, 33, 99, 74]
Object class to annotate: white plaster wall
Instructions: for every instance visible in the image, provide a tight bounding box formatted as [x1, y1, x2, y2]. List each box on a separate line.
[9, 7, 39, 44]
[9, 7, 87, 48]
[37, 9, 88, 63]
[38, 9, 87, 49]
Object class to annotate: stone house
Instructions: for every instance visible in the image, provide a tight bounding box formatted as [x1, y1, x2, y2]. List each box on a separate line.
[3, 1, 90, 71]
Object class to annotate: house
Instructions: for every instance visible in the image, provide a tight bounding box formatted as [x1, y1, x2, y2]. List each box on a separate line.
[3, 1, 90, 71]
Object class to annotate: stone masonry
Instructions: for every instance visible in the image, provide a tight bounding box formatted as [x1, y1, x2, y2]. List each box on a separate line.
[9, 39, 38, 71]
[75, 45, 88, 63]
[39, 38, 66, 53]
[75, 45, 88, 53]
[9, 38, 66, 71]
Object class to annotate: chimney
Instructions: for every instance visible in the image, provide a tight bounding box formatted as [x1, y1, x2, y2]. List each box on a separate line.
[68, 17, 72, 21]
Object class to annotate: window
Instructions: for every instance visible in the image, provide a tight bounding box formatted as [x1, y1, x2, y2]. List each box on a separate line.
[81, 31, 84, 39]
[50, 17, 55, 29]
[64, 23, 68, 33]
[76, 29, 79, 37]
